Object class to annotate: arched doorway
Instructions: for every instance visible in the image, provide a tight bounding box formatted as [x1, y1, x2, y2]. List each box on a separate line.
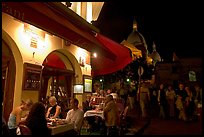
[2, 39, 16, 122]
[40, 51, 75, 118]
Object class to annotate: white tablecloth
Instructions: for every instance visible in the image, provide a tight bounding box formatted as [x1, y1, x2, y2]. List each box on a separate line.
[84, 109, 104, 119]
[48, 123, 74, 135]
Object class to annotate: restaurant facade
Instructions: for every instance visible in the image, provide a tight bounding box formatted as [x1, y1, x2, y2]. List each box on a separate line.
[2, 2, 134, 122]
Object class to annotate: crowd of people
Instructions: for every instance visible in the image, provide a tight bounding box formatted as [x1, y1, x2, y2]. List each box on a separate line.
[2, 81, 202, 136]
[85, 81, 202, 129]
[82, 81, 202, 135]
[141, 82, 202, 121]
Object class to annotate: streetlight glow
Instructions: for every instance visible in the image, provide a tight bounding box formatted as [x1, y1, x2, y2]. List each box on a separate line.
[93, 52, 97, 58]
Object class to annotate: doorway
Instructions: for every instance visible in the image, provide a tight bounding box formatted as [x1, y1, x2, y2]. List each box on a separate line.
[40, 52, 75, 118]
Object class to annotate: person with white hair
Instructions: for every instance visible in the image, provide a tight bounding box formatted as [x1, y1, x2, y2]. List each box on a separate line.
[46, 96, 62, 119]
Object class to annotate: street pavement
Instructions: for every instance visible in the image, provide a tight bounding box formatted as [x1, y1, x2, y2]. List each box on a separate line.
[125, 103, 202, 135]
[142, 118, 202, 135]
[81, 102, 202, 135]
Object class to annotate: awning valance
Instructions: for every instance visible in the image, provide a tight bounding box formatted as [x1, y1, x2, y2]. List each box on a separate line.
[92, 33, 132, 76]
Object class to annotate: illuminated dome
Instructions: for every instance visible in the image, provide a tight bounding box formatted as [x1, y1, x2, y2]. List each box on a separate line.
[126, 18, 148, 57]
[149, 42, 161, 65]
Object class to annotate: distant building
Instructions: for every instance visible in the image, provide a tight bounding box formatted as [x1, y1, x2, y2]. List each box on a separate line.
[149, 42, 161, 66]
[154, 57, 202, 88]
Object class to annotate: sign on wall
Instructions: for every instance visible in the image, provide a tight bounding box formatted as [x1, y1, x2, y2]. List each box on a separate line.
[73, 84, 83, 94]
[83, 75, 92, 92]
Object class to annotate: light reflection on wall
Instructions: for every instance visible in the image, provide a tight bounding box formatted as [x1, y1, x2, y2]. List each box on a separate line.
[18, 23, 49, 63]
[77, 48, 87, 65]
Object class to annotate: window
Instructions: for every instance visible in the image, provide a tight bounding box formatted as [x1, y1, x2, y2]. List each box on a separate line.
[189, 71, 196, 82]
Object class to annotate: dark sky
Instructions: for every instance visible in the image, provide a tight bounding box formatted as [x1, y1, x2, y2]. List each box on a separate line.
[93, 1, 202, 61]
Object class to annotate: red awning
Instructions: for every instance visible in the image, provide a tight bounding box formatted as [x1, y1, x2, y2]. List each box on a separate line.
[2, 2, 132, 76]
[42, 53, 66, 69]
[92, 33, 132, 76]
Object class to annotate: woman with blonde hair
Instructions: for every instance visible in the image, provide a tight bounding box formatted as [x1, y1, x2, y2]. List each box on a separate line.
[46, 96, 62, 119]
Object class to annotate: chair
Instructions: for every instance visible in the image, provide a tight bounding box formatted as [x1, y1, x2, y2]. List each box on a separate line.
[2, 116, 10, 135]
[17, 124, 32, 135]
[78, 117, 84, 135]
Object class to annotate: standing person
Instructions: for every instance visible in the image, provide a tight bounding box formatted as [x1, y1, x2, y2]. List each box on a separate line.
[7, 99, 33, 135]
[127, 84, 135, 110]
[185, 86, 195, 121]
[46, 96, 62, 119]
[119, 83, 128, 105]
[149, 84, 159, 118]
[194, 84, 202, 110]
[65, 98, 84, 135]
[175, 83, 187, 121]
[93, 83, 100, 96]
[24, 102, 50, 135]
[138, 82, 150, 119]
[166, 85, 176, 118]
[104, 95, 120, 136]
[158, 83, 168, 119]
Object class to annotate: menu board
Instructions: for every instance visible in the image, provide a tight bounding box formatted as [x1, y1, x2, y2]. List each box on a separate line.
[73, 85, 83, 94]
[83, 75, 92, 92]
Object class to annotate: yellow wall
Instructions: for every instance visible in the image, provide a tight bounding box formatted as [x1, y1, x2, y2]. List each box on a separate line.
[75, 94, 83, 107]
[21, 90, 39, 104]
[67, 44, 92, 76]
[2, 12, 92, 109]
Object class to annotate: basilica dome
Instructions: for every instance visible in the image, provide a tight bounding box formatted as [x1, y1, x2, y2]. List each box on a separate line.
[126, 18, 148, 57]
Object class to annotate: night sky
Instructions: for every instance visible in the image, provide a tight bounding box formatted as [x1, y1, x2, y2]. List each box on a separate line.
[93, 1, 202, 61]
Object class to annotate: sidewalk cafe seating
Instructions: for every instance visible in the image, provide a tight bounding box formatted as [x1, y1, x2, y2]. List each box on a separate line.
[90, 96, 106, 106]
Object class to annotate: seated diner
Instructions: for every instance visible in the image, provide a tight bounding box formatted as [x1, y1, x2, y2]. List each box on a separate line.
[46, 96, 63, 119]
[64, 98, 84, 135]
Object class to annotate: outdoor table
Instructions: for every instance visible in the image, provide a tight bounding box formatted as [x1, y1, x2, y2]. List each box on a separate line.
[84, 109, 104, 119]
[47, 120, 74, 135]
[90, 96, 106, 106]
[83, 109, 106, 134]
